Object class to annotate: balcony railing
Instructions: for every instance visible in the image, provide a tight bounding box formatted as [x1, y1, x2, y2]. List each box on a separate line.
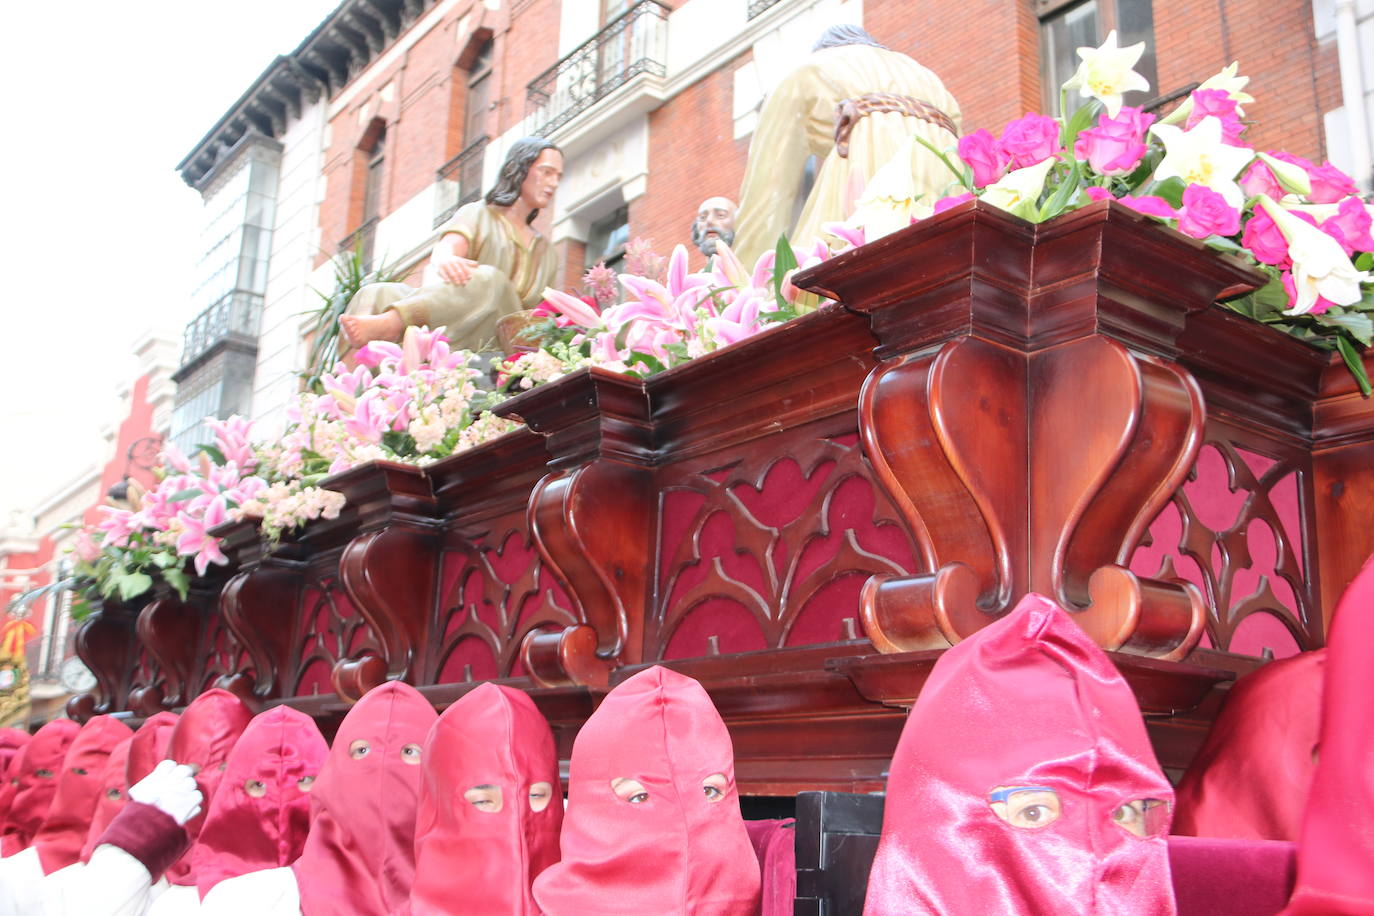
[747, 0, 782, 19]
[526, 0, 669, 137]
[433, 136, 489, 229]
[181, 290, 263, 366]
[338, 217, 380, 273]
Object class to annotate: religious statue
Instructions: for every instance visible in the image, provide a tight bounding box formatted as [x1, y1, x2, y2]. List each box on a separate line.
[690, 196, 736, 257]
[340, 138, 564, 351]
[732, 25, 962, 265]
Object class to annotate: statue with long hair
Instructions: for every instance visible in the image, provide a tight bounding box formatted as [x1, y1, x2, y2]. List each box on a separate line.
[732, 25, 961, 266]
[340, 137, 564, 351]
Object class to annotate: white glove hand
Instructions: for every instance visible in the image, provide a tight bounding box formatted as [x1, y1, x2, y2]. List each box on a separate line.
[128, 759, 203, 826]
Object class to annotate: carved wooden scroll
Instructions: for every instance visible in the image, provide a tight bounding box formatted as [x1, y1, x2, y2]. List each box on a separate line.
[496, 368, 654, 688]
[799, 200, 1268, 660]
[67, 596, 144, 721]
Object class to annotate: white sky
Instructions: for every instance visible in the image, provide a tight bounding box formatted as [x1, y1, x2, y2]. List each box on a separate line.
[0, 1, 340, 524]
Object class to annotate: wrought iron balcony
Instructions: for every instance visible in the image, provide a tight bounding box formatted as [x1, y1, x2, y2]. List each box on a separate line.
[433, 136, 489, 229]
[526, 0, 669, 137]
[181, 290, 263, 367]
[338, 217, 380, 273]
[747, 0, 782, 19]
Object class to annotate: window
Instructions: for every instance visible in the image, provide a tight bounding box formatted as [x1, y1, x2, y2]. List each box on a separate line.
[465, 40, 493, 147]
[585, 206, 630, 271]
[1038, 0, 1158, 115]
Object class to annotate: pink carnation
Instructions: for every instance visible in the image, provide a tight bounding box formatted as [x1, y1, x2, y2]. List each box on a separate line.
[998, 114, 1061, 170]
[1177, 184, 1241, 239]
[957, 130, 1009, 188]
[1308, 162, 1359, 204]
[1186, 90, 1246, 144]
[1118, 195, 1178, 220]
[1281, 270, 1336, 316]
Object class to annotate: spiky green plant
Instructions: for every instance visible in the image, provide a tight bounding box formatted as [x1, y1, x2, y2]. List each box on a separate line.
[301, 249, 410, 390]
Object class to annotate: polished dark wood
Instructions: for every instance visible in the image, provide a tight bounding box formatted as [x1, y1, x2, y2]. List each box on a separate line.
[76, 201, 1368, 790]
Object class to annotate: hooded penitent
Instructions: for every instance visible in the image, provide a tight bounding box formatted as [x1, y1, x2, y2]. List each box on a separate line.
[79, 710, 178, 862]
[1172, 648, 1323, 841]
[291, 680, 437, 916]
[0, 728, 28, 779]
[408, 683, 562, 916]
[0, 718, 79, 855]
[0, 728, 31, 821]
[862, 593, 1177, 916]
[30, 715, 133, 873]
[532, 666, 761, 916]
[192, 705, 329, 899]
[162, 689, 254, 885]
[1280, 553, 1374, 915]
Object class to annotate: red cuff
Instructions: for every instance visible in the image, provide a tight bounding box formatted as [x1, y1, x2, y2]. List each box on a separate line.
[96, 801, 189, 881]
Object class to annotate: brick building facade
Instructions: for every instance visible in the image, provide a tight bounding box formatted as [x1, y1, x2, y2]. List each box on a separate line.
[171, 0, 1369, 441]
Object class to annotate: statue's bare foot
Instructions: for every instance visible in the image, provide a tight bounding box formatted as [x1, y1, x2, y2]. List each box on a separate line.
[340, 311, 405, 349]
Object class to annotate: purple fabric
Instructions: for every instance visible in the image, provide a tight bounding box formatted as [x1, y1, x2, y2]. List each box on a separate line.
[98, 801, 190, 882]
[744, 819, 795, 916]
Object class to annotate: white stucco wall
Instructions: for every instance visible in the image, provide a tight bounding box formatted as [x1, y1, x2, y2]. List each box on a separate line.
[250, 100, 328, 440]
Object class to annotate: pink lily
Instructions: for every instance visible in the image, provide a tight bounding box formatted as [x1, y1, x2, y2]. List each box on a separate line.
[355, 340, 403, 368]
[540, 287, 604, 328]
[345, 390, 390, 444]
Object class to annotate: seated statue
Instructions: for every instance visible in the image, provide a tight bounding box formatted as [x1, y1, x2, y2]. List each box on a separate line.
[732, 25, 961, 265]
[340, 137, 564, 352]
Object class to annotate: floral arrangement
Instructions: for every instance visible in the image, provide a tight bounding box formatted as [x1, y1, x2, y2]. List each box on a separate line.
[505, 238, 832, 384]
[834, 32, 1374, 392]
[69, 327, 515, 610]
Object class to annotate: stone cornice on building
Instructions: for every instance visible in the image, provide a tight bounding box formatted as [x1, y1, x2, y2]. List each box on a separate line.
[177, 0, 439, 192]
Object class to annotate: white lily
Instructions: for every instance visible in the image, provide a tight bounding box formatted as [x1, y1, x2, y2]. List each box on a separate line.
[981, 156, 1057, 221]
[1150, 116, 1255, 208]
[1257, 195, 1372, 314]
[1062, 30, 1151, 118]
[849, 137, 935, 241]
[1159, 61, 1255, 125]
[1256, 152, 1313, 197]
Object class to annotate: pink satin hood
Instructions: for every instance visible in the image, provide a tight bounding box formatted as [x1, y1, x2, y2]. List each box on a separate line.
[291, 680, 436, 916]
[1173, 649, 1322, 841]
[80, 710, 178, 862]
[1280, 553, 1374, 915]
[0, 718, 79, 855]
[863, 594, 1177, 916]
[31, 715, 133, 873]
[533, 666, 761, 916]
[408, 683, 562, 916]
[0, 728, 31, 822]
[163, 688, 254, 884]
[193, 705, 328, 898]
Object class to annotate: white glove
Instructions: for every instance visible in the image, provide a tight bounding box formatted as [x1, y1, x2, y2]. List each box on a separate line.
[128, 759, 203, 826]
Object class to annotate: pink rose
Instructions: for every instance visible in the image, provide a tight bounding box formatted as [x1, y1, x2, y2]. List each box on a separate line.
[1118, 195, 1178, 220]
[1074, 108, 1154, 176]
[1177, 184, 1241, 239]
[1281, 270, 1336, 315]
[1084, 186, 1113, 201]
[957, 130, 1009, 188]
[1239, 160, 1283, 199]
[1320, 196, 1374, 256]
[1307, 161, 1359, 204]
[73, 530, 101, 564]
[933, 192, 975, 213]
[1186, 90, 1246, 144]
[1240, 208, 1318, 266]
[999, 113, 1061, 169]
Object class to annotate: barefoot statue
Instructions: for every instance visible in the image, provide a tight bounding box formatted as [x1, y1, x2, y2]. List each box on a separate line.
[341, 137, 564, 352]
[732, 25, 961, 265]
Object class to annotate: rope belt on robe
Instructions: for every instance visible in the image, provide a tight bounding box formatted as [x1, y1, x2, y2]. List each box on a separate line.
[833, 92, 959, 157]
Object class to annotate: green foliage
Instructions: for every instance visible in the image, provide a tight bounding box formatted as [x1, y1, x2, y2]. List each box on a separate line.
[301, 249, 411, 389]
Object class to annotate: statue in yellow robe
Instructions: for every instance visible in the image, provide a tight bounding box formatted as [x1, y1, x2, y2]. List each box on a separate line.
[341, 138, 563, 352]
[732, 26, 962, 268]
